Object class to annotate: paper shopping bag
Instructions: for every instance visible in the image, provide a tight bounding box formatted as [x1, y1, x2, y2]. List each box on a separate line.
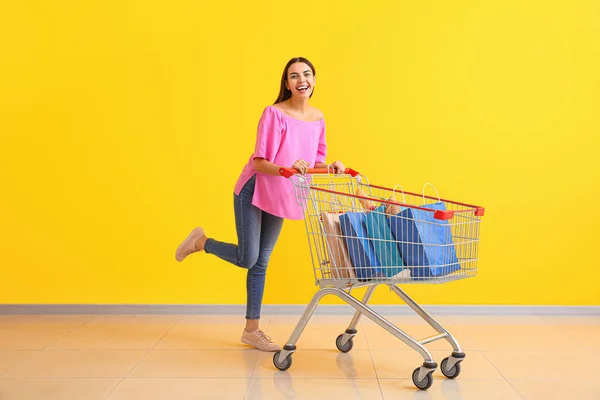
[321, 212, 356, 279]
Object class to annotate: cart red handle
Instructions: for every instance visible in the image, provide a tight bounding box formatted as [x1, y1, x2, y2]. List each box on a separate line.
[279, 167, 360, 178]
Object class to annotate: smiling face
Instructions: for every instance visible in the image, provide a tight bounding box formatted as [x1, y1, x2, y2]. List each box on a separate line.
[285, 62, 316, 99]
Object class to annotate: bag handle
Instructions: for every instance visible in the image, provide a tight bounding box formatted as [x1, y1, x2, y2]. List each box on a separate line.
[384, 184, 406, 215]
[422, 182, 441, 202]
[392, 184, 407, 204]
[327, 180, 345, 210]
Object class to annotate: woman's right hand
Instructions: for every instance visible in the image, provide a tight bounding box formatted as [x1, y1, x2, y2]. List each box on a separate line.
[292, 159, 310, 175]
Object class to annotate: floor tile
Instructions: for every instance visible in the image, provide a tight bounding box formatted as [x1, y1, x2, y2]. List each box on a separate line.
[268, 315, 363, 323]
[456, 323, 588, 351]
[371, 350, 503, 380]
[48, 316, 179, 350]
[265, 318, 369, 351]
[0, 319, 88, 350]
[450, 315, 551, 326]
[484, 350, 600, 380]
[0, 351, 37, 376]
[379, 378, 523, 400]
[4, 350, 147, 378]
[253, 350, 377, 379]
[548, 325, 600, 352]
[510, 379, 600, 400]
[155, 322, 248, 350]
[0, 315, 90, 324]
[86, 315, 181, 323]
[177, 315, 249, 324]
[267, 315, 364, 328]
[362, 320, 477, 351]
[541, 316, 600, 326]
[106, 377, 248, 400]
[0, 378, 119, 400]
[267, 314, 454, 327]
[246, 378, 383, 400]
[130, 349, 259, 378]
[369, 315, 456, 326]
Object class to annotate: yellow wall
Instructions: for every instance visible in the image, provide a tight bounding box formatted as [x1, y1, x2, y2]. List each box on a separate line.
[1, 1, 599, 306]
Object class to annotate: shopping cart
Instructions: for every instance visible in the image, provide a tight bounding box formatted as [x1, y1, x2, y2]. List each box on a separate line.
[272, 167, 485, 390]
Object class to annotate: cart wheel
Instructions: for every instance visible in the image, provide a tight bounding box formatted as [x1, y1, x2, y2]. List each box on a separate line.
[335, 334, 354, 353]
[440, 357, 461, 379]
[412, 367, 434, 390]
[273, 351, 292, 371]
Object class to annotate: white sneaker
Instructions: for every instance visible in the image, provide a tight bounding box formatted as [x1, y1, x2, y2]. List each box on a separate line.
[175, 227, 205, 262]
[241, 329, 280, 352]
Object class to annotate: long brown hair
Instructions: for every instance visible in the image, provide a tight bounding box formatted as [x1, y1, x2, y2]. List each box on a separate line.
[274, 57, 316, 104]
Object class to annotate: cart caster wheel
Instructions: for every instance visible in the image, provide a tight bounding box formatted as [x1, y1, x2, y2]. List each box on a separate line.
[335, 334, 354, 353]
[441, 357, 461, 379]
[273, 351, 292, 371]
[412, 367, 434, 390]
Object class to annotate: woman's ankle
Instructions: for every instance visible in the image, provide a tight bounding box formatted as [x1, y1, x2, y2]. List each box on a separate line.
[245, 319, 260, 332]
[194, 236, 208, 251]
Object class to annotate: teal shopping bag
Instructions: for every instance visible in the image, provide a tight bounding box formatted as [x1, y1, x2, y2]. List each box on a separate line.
[364, 206, 406, 277]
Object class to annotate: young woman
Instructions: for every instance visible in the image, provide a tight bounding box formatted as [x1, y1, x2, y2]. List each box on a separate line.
[175, 57, 345, 351]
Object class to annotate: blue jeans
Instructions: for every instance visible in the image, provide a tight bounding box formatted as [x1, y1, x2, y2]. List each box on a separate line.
[204, 175, 284, 320]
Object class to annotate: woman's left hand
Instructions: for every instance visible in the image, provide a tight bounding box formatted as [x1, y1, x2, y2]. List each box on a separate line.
[331, 160, 346, 175]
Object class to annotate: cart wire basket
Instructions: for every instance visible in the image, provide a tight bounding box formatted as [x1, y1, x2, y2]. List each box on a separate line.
[272, 166, 486, 390]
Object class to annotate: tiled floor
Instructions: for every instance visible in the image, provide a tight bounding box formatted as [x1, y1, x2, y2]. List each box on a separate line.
[0, 314, 599, 399]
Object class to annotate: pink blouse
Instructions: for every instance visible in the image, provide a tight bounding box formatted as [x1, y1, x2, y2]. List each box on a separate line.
[234, 106, 327, 220]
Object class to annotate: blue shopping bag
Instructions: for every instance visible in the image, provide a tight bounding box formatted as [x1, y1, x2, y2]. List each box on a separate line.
[388, 202, 459, 278]
[339, 212, 384, 279]
[364, 206, 405, 277]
